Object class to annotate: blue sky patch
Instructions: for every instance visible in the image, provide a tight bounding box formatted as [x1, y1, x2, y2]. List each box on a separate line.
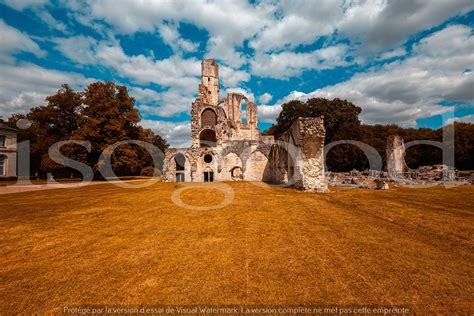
[0, 1, 473, 146]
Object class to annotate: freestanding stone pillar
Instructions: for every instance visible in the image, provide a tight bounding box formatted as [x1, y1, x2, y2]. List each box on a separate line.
[386, 135, 408, 177]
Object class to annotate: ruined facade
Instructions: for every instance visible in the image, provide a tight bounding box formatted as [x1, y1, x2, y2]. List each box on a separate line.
[163, 59, 327, 192]
[269, 117, 327, 191]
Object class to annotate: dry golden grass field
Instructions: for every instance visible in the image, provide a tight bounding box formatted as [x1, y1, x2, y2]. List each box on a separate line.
[0, 181, 473, 314]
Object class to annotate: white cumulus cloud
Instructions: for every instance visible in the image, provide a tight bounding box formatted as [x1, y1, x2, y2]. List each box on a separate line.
[131, 87, 195, 118]
[338, 0, 474, 52]
[270, 24, 474, 127]
[258, 93, 273, 104]
[0, 62, 93, 119]
[140, 119, 191, 148]
[446, 114, 474, 124]
[251, 44, 352, 79]
[0, 19, 46, 63]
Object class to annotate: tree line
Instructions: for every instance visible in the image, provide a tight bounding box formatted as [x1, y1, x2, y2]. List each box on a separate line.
[264, 98, 474, 171]
[3, 82, 168, 179]
[3, 84, 472, 177]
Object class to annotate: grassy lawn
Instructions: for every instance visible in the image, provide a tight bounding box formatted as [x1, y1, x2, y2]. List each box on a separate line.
[0, 179, 83, 186]
[0, 182, 472, 314]
[0, 176, 152, 186]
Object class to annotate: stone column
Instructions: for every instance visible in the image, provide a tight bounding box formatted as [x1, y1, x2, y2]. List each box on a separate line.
[298, 118, 328, 192]
[386, 135, 408, 177]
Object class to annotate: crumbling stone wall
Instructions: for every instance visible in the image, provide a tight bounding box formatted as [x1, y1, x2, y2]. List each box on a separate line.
[224, 93, 259, 141]
[270, 117, 328, 192]
[386, 135, 408, 176]
[199, 59, 219, 106]
[224, 93, 243, 127]
[190, 101, 231, 148]
[163, 148, 193, 182]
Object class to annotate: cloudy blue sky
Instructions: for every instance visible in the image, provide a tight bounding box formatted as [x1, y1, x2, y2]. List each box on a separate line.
[0, 0, 473, 146]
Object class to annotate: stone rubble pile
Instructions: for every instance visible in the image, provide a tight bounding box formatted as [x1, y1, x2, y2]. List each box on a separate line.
[327, 164, 471, 190]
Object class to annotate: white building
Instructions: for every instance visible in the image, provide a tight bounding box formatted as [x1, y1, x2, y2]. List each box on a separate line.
[0, 123, 18, 179]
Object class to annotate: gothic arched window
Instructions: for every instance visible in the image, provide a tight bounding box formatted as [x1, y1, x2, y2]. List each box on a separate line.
[201, 109, 217, 127]
[199, 129, 217, 147]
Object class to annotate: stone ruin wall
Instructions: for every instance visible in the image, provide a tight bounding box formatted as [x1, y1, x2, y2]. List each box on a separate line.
[269, 117, 328, 192]
[386, 135, 408, 176]
[163, 59, 328, 192]
[190, 99, 231, 149]
[384, 135, 458, 181]
[298, 118, 328, 192]
[163, 140, 273, 183]
[224, 93, 259, 141]
[199, 59, 219, 106]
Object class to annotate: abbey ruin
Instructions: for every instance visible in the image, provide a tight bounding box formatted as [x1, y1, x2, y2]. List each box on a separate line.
[162, 59, 468, 191]
[163, 59, 328, 192]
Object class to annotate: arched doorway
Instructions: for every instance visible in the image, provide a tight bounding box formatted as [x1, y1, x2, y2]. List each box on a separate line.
[174, 153, 186, 182]
[271, 144, 290, 184]
[231, 167, 243, 180]
[199, 129, 217, 147]
[244, 150, 271, 181]
[223, 152, 243, 181]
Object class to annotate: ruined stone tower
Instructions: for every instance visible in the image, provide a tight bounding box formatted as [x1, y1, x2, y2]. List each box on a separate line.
[199, 59, 219, 106]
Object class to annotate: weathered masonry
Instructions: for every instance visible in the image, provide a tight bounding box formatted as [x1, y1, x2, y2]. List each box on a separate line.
[386, 135, 408, 177]
[163, 59, 328, 192]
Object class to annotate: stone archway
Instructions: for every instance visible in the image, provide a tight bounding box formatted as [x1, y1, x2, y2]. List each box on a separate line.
[244, 150, 271, 181]
[231, 166, 243, 180]
[199, 129, 217, 147]
[174, 153, 187, 182]
[223, 152, 243, 181]
[269, 144, 290, 184]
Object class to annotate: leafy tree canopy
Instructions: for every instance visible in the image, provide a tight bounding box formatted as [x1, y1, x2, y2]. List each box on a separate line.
[8, 82, 168, 179]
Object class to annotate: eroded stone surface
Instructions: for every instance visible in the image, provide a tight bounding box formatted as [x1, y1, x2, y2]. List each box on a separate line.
[386, 135, 408, 176]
